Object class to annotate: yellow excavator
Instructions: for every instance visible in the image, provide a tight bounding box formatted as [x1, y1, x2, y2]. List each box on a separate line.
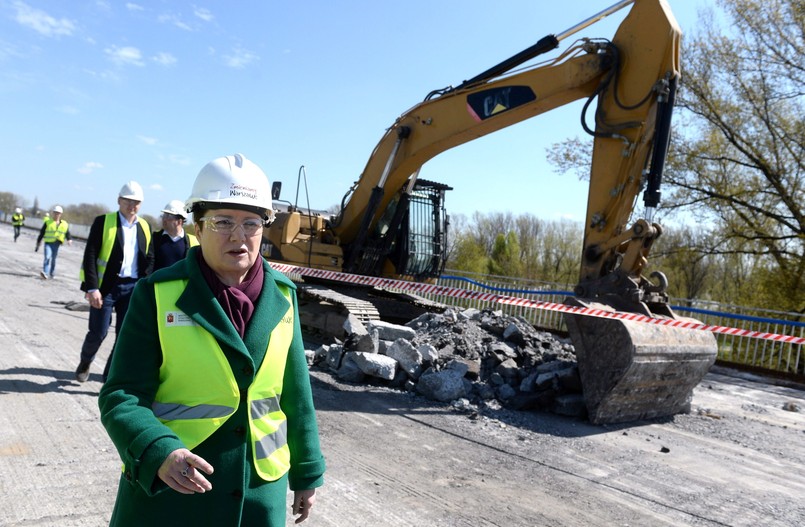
[264, 0, 717, 424]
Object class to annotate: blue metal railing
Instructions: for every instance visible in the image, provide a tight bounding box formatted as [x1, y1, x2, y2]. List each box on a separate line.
[413, 270, 803, 377]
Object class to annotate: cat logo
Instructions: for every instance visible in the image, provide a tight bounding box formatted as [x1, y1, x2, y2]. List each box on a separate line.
[282, 315, 293, 324]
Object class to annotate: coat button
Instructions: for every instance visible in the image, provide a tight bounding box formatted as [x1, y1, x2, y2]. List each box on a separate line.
[242, 366, 254, 376]
[234, 426, 246, 436]
[232, 489, 243, 499]
[124, 471, 132, 481]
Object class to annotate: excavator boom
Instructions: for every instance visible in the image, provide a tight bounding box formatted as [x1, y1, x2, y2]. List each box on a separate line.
[266, 0, 717, 424]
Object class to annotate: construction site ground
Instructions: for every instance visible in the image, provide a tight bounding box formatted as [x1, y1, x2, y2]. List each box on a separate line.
[1, 222, 804, 527]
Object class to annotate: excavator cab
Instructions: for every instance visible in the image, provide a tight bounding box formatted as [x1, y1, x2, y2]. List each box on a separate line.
[350, 179, 452, 280]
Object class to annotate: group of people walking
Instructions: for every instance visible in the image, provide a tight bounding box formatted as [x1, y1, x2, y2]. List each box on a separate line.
[12, 153, 325, 525]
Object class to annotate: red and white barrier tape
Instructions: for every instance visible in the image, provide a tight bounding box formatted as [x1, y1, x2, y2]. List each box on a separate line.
[269, 262, 805, 346]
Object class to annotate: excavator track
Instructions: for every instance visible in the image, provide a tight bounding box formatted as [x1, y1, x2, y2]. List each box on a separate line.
[299, 284, 381, 323]
[295, 280, 446, 339]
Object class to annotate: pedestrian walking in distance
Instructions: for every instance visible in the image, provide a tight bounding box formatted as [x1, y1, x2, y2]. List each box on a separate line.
[98, 154, 325, 526]
[35, 205, 72, 279]
[146, 199, 199, 273]
[12, 207, 25, 242]
[76, 181, 153, 383]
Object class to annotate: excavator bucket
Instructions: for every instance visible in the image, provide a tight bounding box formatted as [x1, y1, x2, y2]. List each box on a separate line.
[563, 299, 717, 424]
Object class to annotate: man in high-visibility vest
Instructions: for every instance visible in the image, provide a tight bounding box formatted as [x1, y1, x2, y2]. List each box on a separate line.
[35, 205, 72, 279]
[11, 207, 25, 242]
[76, 181, 154, 383]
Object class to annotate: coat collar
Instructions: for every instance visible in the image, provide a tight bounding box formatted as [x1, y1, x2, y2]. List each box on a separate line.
[170, 248, 295, 360]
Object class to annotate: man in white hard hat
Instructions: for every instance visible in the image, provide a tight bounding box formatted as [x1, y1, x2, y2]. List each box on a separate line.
[35, 205, 72, 279]
[12, 207, 25, 242]
[76, 181, 154, 382]
[146, 199, 199, 273]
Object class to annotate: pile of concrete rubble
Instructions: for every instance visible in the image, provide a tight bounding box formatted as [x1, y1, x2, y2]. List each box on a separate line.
[307, 307, 589, 418]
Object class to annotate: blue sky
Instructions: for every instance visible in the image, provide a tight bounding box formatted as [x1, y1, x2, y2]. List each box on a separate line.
[0, 0, 705, 222]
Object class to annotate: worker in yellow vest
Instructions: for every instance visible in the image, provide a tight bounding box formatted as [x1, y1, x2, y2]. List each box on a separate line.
[98, 154, 324, 526]
[35, 205, 72, 279]
[12, 207, 25, 242]
[76, 181, 153, 382]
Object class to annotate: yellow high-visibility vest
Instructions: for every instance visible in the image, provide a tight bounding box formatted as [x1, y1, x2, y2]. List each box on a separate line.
[80, 213, 151, 287]
[151, 278, 294, 481]
[12, 213, 24, 226]
[42, 218, 69, 244]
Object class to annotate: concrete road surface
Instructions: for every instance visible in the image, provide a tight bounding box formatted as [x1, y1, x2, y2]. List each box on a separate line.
[1, 222, 804, 526]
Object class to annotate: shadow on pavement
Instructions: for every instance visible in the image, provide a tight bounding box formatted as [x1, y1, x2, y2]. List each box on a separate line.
[0, 366, 102, 395]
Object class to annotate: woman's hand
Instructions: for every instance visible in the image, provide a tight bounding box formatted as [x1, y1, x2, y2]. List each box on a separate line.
[292, 488, 316, 523]
[157, 448, 214, 494]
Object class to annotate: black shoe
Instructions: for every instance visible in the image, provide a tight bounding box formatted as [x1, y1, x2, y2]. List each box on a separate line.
[75, 362, 91, 382]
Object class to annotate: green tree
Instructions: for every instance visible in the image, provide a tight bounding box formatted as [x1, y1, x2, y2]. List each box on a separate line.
[487, 231, 523, 277]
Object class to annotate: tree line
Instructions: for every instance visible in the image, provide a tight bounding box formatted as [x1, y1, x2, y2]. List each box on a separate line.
[0, 193, 163, 234]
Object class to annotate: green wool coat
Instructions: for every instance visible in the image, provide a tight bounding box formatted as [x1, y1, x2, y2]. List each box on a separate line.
[98, 247, 325, 526]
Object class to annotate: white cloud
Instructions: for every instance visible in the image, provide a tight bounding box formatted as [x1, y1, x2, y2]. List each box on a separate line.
[158, 13, 192, 31]
[126, 3, 144, 11]
[12, 1, 76, 38]
[78, 161, 103, 175]
[223, 47, 259, 69]
[150, 183, 163, 191]
[152, 52, 177, 66]
[137, 135, 158, 146]
[105, 45, 144, 66]
[194, 7, 213, 22]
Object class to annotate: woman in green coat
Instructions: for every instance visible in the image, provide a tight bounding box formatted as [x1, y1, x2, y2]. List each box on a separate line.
[98, 154, 325, 526]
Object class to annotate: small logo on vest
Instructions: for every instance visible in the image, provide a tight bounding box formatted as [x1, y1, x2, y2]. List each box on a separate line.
[281, 315, 293, 324]
[165, 311, 196, 327]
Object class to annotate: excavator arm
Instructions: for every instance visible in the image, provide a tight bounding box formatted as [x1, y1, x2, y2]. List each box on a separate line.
[332, 0, 681, 308]
[266, 0, 717, 424]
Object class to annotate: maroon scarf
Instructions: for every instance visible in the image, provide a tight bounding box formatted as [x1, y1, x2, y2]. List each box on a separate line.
[198, 251, 264, 338]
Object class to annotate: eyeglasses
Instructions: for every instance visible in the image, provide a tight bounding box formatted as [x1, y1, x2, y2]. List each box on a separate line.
[198, 216, 265, 237]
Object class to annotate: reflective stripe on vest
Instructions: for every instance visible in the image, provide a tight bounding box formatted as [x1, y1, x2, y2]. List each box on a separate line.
[153, 277, 295, 481]
[43, 219, 69, 243]
[79, 213, 152, 287]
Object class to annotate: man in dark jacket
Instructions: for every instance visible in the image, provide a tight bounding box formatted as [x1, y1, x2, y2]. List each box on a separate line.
[146, 199, 198, 273]
[76, 181, 153, 382]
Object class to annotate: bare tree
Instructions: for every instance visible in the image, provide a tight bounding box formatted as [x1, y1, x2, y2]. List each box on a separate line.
[666, 0, 804, 312]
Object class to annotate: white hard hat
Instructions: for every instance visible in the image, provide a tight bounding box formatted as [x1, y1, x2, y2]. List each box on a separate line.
[186, 153, 272, 217]
[161, 199, 188, 219]
[52, 205, 64, 213]
[119, 181, 144, 201]
[15, 207, 21, 213]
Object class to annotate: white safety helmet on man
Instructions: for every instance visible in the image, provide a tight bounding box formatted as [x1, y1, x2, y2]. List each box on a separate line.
[119, 181, 144, 202]
[15, 207, 22, 213]
[161, 199, 188, 220]
[52, 205, 64, 214]
[185, 153, 273, 220]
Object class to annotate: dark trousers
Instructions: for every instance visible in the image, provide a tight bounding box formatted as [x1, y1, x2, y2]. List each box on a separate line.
[79, 281, 137, 380]
[13, 225, 21, 241]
